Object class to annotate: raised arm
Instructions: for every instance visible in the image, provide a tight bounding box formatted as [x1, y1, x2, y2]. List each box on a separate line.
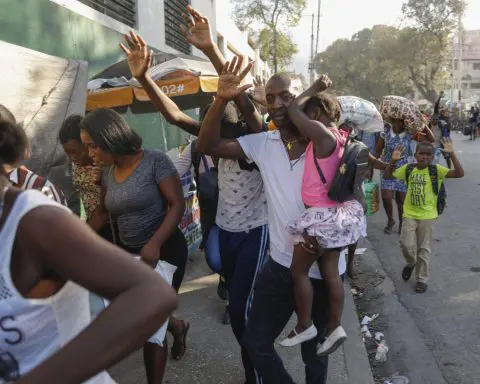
[384, 146, 404, 179]
[120, 31, 200, 136]
[181, 6, 263, 133]
[287, 75, 336, 157]
[18, 205, 177, 384]
[197, 57, 252, 159]
[441, 139, 465, 178]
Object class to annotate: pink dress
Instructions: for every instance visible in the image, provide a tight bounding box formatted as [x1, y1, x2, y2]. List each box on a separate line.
[287, 131, 366, 249]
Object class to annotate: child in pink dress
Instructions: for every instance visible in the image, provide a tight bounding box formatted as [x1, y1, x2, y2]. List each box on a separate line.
[279, 76, 366, 356]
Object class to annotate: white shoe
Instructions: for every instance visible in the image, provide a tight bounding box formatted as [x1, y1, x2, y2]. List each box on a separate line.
[316, 326, 347, 356]
[279, 324, 318, 347]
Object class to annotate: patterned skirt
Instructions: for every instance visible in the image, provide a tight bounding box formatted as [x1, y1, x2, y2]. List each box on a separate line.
[287, 200, 366, 249]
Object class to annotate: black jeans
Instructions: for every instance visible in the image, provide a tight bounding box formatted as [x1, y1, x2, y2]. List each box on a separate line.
[121, 228, 188, 291]
[243, 259, 330, 384]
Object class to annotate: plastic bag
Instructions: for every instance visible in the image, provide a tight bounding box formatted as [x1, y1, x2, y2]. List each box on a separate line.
[104, 258, 177, 346]
[375, 341, 389, 362]
[380, 96, 424, 135]
[338, 96, 384, 133]
[363, 180, 380, 216]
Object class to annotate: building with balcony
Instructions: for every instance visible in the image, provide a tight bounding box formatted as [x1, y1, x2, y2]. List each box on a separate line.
[451, 29, 480, 108]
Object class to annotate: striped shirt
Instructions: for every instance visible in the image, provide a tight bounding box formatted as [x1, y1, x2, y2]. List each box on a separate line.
[8, 166, 67, 206]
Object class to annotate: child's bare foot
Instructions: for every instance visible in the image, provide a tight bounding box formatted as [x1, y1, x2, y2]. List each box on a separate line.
[278, 323, 318, 347]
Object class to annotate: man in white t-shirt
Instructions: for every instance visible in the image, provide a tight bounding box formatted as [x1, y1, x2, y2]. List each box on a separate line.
[198, 63, 345, 383]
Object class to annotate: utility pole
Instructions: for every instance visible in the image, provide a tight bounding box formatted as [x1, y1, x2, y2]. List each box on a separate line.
[315, 0, 322, 56]
[457, 13, 463, 113]
[309, 13, 315, 85]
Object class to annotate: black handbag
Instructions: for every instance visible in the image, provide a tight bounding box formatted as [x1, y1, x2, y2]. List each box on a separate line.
[312, 134, 370, 203]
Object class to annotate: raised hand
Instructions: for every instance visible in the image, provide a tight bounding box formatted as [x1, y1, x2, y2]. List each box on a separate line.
[216, 56, 253, 101]
[392, 145, 405, 162]
[440, 138, 454, 153]
[119, 31, 152, 79]
[313, 74, 333, 93]
[180, 6, 214, 51]
[251, 76, 266, 104]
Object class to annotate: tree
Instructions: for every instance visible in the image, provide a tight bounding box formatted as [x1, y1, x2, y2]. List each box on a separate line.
[314, 26, 413, 104]
[231, 0, 307, 73]
[257, 28, 298, 71]
[400, 0, 467, 102]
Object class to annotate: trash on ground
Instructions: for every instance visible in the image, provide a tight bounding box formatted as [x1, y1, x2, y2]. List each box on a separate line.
[374, 332, 385, 341]
[351, 288, 358, 295]
[361, 325, 372, 338]
[361, 313, 379, 325]
[355, 247, 368, 255]
[375, 341, 389, 362]
[384, 375, 409, 384]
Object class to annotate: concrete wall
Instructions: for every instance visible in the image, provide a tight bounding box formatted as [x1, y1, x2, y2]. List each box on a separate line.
[215, 0, 271, 80]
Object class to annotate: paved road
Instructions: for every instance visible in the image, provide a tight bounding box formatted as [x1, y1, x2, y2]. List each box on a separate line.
[365, 132, 480, 384]
[109, 251, 351, 383]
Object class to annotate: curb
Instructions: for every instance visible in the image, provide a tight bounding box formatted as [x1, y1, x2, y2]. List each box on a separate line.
[357, 237, 448, 384]
[343, 280, 375, 384]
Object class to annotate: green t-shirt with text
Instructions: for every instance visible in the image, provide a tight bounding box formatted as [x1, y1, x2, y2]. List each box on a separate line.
[393, 164, 450, 220]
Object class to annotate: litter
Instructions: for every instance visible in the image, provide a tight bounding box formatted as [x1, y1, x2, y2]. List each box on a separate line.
[384, 375, 409, 384]
[355, 248, 368, 255]
[361, 314, 379, 325]
[351, 288, 358, 295]
[374, 332, 385, 341]
[375, 341, 389, 362]
[361, 325, 372, 338]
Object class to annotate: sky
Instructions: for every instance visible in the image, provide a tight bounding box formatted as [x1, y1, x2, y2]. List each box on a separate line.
[290, 0, 480, 78]
[221, 0, 480, 79]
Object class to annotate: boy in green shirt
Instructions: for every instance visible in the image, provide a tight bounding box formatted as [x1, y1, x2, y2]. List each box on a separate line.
[385, 139, 464, 293]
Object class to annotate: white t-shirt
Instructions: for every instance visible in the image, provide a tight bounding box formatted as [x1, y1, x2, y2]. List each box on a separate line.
[0, 191, 113, 383]
[216, 158, 268, 232]
[173, 142, 214, 178]
[238, 130, 346, 279]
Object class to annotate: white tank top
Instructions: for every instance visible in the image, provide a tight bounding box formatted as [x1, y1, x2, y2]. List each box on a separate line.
[0, 190, 114, 384]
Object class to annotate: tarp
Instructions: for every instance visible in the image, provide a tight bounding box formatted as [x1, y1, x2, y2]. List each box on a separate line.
[0, 40, 88, 212]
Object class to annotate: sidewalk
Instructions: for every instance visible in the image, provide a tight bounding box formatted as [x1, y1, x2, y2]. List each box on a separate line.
[109, 252, 374, 383]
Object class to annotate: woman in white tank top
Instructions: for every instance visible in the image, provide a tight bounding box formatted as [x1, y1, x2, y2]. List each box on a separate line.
[0, 116, 177, 382]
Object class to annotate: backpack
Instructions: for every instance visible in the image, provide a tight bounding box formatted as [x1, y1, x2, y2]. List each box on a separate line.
[405, 164, 446, 215]
[313, 132, 370, 204]
[191, 140, 219, 242]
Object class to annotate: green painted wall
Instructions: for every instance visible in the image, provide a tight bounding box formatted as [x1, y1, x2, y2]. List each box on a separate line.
[0, 0, 194, 151]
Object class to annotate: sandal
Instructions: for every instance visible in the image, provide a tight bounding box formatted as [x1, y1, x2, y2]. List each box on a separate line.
[384, 220, 396, 235]
[415, 282, 428, 293]
[402, 265, 415, 281]
[171, 321, 190, 360]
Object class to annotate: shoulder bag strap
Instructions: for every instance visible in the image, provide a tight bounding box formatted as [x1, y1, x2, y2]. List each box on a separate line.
[312, 146, 328, 186]
[428, 165, 439, 195]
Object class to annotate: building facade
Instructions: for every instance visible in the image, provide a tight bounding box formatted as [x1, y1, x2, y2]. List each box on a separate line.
[0, 0, 217, 150]
[452, 29, 480, 108]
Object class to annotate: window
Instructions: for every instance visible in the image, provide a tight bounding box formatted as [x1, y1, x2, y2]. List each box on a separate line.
[78, 0, 136, 27]
[473, 63, 480, 70]
[164, 0, 191, 55]
[471, 83, 480, 89]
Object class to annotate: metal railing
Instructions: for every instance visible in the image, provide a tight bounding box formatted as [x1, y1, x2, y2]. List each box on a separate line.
[78, 0, 136, 27]
[164, 0, 191, 55]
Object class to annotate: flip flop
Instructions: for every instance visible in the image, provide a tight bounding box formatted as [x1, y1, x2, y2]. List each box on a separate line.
[171, 321, 190, 360]
[402, 265, 415, 281]
[416, 282, 428, 293]
[384, 221, 396, 235]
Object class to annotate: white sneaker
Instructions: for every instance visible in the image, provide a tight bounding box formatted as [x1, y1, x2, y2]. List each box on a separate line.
[316, 326, 347, 356]
[278, 324, 318, 347]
